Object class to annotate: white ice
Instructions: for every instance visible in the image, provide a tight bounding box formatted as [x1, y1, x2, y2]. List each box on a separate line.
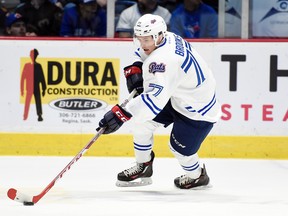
[1, 156, 288, 216]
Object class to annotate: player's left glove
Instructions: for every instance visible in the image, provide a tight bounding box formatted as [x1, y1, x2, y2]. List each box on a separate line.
[97, 105, 132, 134]
[124, 62, 143, 96]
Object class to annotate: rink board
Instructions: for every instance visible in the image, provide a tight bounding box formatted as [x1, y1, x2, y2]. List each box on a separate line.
[0, 133, 287, 159]
[0, 39, 287, 159]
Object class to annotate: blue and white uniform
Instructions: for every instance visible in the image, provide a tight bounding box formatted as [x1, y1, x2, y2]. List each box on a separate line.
[125, 31, 221, 179]
[127, 32, 220, 123]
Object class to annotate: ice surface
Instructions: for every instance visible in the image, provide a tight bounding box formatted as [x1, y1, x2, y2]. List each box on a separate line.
[1, 156, 288, 216]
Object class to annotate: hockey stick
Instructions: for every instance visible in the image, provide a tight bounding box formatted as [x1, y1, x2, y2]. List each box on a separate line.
[7, 89, 137, 206]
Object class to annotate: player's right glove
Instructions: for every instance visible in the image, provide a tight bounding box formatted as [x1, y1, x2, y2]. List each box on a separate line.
[97, 104, 132, 134]
[124, 62, 143, 95]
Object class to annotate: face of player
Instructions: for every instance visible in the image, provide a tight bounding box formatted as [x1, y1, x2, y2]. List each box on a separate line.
[7, 21, 26, 36]
[135, 35, 158, 55]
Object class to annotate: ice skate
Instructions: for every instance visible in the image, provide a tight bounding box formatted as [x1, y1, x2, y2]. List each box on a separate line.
[116, 151, 155, 187]
[174, 164, 210, 189]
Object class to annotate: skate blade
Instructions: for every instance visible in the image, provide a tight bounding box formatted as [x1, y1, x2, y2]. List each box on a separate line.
[191, 183, 213, 190]
[178, 183, 213, 190]
[116, 177, 152, 187]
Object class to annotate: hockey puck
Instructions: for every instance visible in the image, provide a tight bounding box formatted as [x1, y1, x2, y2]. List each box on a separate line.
[23, 201, 34, 206]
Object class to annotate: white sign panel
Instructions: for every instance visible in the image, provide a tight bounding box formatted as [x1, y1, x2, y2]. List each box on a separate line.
[0, 39, 287, 136]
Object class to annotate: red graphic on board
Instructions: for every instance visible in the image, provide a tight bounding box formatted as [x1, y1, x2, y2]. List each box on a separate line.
[20, 49, 47, 121]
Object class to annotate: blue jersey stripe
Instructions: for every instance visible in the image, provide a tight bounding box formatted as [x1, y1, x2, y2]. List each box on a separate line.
[182, 49, 205, 86]
[184, 55, 193, 73]
[185, 106, 196, 112]
[198, 94, 216, 115]
[181, 53, 189, 71]
[135, 51, 141, 58]
[190, 53, 205, 86]
[184, 40, 192, 52]
[201, 99, 216, 116]
[134, 48, 141, 58]
[141, 94, 162, 115]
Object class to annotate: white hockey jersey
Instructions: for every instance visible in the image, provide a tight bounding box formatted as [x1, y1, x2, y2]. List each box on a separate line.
[126, 32, 221, 123]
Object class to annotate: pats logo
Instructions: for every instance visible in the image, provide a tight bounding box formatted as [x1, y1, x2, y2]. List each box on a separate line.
[149, 62, 166, 74]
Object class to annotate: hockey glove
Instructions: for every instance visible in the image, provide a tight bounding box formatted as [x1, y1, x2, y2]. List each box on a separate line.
[124, 62, 144, 95]
[98, 105, 132, 134]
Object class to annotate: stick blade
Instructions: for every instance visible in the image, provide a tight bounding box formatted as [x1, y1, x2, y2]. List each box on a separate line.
[7, 188, 33, 204]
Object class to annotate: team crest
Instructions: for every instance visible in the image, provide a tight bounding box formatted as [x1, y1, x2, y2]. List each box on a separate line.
[149, 62, 166, 74]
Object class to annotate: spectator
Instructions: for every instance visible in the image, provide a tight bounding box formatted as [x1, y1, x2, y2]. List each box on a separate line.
[4, 12, 37, 36]
[158, 0, 182, 13]
[60, 0, 106, 37]
[96, 0, 106, 9]
[116, 0, 171, 38]
[1, 0, 20, 10]
[170, 0, 218, 38]
[202, 0, 218, 12]
[49, 0, 78, 9]
[15, 0, 63, 36]
[0, 3, 8, 35]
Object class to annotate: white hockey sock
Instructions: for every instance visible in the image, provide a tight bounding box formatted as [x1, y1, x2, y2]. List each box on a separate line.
[134, 143, 152, 163]
[132, 120, 162, 163]
[169, 143, 202, 179]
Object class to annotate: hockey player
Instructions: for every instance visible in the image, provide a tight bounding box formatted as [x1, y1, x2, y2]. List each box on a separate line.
[97, 14, 221, 189]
